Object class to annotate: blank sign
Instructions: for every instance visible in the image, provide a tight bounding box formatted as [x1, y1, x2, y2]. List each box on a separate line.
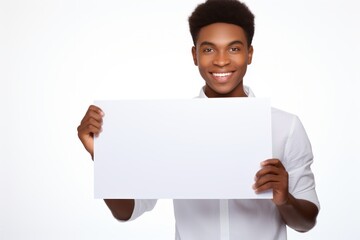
[94, 98, 272, 199]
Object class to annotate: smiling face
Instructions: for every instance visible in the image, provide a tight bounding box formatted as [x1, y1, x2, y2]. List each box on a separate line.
[192, 23, 253, 98]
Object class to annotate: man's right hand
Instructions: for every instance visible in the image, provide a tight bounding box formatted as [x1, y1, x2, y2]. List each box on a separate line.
[77, 105, 104, 159]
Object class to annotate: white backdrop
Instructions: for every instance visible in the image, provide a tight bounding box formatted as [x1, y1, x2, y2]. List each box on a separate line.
[1, 0, 359, 239]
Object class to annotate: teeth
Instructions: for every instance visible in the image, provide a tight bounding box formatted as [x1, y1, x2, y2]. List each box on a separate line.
[212, 72, 231, 77]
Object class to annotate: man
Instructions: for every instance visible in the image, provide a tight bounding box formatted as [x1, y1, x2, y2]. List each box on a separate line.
[77, 0, 319, 239]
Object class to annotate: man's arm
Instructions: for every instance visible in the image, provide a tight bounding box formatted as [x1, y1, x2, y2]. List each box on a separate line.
[276, 194, 318, 232]
[77, 105, 135, 220]
[253, 159, 319, 232]
[104, 199, 135, 221]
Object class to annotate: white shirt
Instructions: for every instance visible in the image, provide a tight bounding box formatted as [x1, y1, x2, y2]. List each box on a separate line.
[127, 86, 320, 240]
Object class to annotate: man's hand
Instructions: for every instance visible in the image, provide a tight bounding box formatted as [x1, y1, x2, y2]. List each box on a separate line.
[253, 158, 319, 232]
[77, 105, 104, 159]
[253, 158, 289, 206]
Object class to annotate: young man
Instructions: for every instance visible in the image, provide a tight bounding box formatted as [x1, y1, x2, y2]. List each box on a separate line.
[77, 0, 319, 239]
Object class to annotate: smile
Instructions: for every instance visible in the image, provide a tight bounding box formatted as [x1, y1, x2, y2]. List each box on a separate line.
[212, 72, 232, 77]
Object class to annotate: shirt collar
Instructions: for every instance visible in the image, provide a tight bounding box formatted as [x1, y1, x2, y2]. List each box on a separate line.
[198, 85, 255, 98]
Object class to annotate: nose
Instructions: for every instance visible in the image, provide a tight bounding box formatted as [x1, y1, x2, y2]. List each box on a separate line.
[213, 51, 230, 67]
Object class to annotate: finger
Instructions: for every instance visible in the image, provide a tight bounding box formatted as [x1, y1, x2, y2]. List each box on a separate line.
[78, 125, 101, 140]
[78, 119, 102, 133]
[81, 110, 104, 125]
[77, 121, 102, 136]
[254, 174, 282, 189]
[261, 159, 283, 168]
[253, 181, 277, 193]
[85, 117, 103, 130]
[81, 105, 105, 120]
[89, 105, 104, 116]
[81, 109, 103, 124]
[255, 165, 281, 180]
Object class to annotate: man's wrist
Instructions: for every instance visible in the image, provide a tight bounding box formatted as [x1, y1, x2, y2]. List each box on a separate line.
[275, 193, 291, 207]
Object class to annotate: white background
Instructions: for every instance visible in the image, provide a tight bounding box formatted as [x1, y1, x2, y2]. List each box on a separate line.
[1, 0, 359, 239]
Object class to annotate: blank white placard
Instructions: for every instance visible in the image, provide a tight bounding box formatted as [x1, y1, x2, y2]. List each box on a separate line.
[94, 98, 272, 199]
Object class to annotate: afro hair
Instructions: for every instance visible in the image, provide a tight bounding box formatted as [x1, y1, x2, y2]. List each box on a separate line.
[189, 0, 255, 47]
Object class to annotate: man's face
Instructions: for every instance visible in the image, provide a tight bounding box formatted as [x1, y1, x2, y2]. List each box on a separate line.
[192, 23, 253, 98]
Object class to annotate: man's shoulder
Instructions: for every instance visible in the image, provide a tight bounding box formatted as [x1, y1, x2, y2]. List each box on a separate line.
[271, 107, 298, 122]
[270, 107, 301, 133]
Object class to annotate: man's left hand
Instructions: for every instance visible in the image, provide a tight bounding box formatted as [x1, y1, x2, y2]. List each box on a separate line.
[253, 159, 289, 206]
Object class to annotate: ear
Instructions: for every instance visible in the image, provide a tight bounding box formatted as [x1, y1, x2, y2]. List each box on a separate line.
[247, 45, 254, 65]
[191, 46, 198, 66]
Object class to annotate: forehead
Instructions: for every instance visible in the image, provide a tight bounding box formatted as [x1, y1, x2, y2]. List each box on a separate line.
[196, 23, 248, 47]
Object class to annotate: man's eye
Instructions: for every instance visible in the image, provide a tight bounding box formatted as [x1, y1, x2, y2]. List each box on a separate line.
[230, 47, 240, 52]
[203, 48, 213, 53]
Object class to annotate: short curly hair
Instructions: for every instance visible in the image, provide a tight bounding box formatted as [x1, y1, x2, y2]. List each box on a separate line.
[188, 0, 255, 47]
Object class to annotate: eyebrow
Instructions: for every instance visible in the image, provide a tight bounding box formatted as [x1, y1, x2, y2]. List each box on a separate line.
[199, 40, 245, 48]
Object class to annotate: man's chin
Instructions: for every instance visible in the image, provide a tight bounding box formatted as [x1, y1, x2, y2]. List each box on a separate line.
[205, 84, 233, 97]
[205, 82, 245, 97]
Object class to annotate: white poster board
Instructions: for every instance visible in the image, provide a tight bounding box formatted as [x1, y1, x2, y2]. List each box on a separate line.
[94, 98, 272, 199]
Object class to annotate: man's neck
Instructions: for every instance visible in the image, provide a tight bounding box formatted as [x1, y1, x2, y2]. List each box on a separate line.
[204, 85, 248, 98]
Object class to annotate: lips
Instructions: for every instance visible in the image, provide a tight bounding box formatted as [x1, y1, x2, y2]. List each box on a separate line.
[211, 72, 233, 83]
[212, 72, 232, 77]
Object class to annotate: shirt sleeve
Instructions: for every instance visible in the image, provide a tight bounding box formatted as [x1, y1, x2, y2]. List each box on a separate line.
[284, 116, 320, 210]
[126, 199, 158, 221]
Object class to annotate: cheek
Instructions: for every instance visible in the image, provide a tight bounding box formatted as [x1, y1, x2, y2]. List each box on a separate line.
[198, 56, 212, 68]
[232, 55, 248, 66]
